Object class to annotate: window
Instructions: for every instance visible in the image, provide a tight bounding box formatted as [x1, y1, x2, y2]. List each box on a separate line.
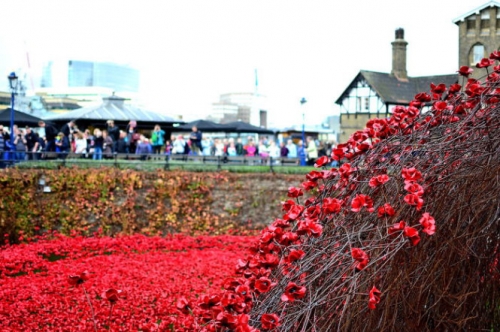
[481, 10, 490, 32]
[364, 97, 370, 110]
[470, 44, 485, 65]
[467, 15, 476, 31]
[356, 97, 362, 111]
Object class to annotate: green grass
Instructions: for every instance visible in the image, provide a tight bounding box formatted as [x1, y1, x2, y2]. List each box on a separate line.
[12, 159, 316, 174]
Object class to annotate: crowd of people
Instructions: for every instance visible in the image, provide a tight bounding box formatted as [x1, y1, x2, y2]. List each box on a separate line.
[0, 120, 337, 166]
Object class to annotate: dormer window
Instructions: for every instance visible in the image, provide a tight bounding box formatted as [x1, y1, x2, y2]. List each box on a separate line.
[467, 15, 476, 32]
[481, 10, 490, 33]
[470, 44, 485, 65]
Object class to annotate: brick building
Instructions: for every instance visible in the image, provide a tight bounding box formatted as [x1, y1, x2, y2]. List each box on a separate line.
[454, 1, 500, 69]
[335, 2, 500, 143]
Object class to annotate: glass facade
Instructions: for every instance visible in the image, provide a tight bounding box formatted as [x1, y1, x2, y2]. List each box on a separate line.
[42, 60, 140, 92]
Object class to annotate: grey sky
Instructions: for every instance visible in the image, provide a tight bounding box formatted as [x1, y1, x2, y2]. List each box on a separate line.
[0, 0, 488, 126]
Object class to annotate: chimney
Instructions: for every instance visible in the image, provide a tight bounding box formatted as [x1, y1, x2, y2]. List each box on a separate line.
[391, 28, 408, 80]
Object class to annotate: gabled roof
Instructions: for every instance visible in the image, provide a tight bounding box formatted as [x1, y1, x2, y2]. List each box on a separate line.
[43, 96, 177, 123]
[453, 1, 500, 24]
[335, 70, 458, 106]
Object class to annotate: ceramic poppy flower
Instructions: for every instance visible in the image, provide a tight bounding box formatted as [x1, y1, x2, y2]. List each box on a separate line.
[297, 219, 323, 237]
[388, 220, 406, 236]
[403, 226, 421, 246]
[306, 170, 324, 182]
[419, 212, 436, 235]
[287, 187, 303, 198]
[314, 156, 329, 168]
[377, 203, 396, 218]
[261, 313, 280, 330]
[368, 286, 381, 310]
[433, 101, 449, 111]
[302, 181, 317, 191]
[322, 197, 343, 214]
[404, 194, 424, 210]
[285, 249, 306, 263]
[281, 282, 306, 302]
[490, 50, 500, 60]
[255, 277, 274, 293]
[404, 182, 424, 196]
[430, 83, 447, 94]
[281, 199, 296, 212]
[401, 167, 422, 182]
[448, 83, 461, 94]
[476, 58, 495, 68]
[283, 204, 304, 221]
[67, 271, 89, 286]
[102, 288, 126, 303]
[351, 194, 374, 213]
[368, 175, 390, 188]
[414, 92, 432, 102]
[351, 248, 369, 271]
[176, 296, 192, 314]
[457, 66, 473, 77]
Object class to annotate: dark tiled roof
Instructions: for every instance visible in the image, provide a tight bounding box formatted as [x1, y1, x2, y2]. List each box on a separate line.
[44, 96, 177, 123]
[335, 70, 459, 106]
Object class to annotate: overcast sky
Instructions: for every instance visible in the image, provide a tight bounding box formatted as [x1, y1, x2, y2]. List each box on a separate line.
[0, 0, 489, 126]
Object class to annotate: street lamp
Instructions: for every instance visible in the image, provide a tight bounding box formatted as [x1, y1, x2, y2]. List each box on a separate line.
[300, 97, 307, 166]
[8, 72, 18, 146]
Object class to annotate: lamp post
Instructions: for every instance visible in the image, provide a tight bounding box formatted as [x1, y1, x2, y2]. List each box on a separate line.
[300, 97, 307, 166]
[8, 72, 18, 147]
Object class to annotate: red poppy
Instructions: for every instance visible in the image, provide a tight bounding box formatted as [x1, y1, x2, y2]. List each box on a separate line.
[287, 187, 303, 198]
[368, 286, 381, 310]
[306, 170, 324, 182]
[302, 181, 317, 191]
[283, 204, 304, 221]
[490, 51, 500, 60]
[351, 194, 374, 213]
[67, 271, 89, 286]
[404, 182, 424, 196]
[281, 199, 296, 211]
[276, 231, 299, 246]
[414, 92, 432, 102]
[430, 83, 446, 94]
[285, 249, 306, 263]
[314, 156, 329, 168]
[254, 277, 274, 293]
[419, 212, 436, 235]
[368, 174, 390, 188]
[297, 219, 323, 237]
[261, 313, 280, 330]
[102, 288, 126, 303]
[476, 58, 495, 68]
[433, 101, 449, 111]
[281, 282, 306, 302]
[377, 203, 395, 218]
[457, 66, 473, 77]
[331, 147, 346, 161]
[448, 83, 461, 94]
[176, 296, 192, 314]
[388, 220, 406, 236]
[404, 194, 424, 210]
[403, 226, 420, 246]
[351, 247, 369, 270]
[401, 167, 422, 182]
[322, 197, 343, 214]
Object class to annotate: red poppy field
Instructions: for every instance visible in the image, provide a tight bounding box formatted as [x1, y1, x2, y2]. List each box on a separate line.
[0, 232, 256, 331]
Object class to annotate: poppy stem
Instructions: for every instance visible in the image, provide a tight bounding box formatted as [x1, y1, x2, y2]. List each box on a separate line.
[83, 286, 98, 332]
[108, 302, 115, 327]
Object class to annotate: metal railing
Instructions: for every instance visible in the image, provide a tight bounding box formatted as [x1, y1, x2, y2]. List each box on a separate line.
[0, 151, 306, 173]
